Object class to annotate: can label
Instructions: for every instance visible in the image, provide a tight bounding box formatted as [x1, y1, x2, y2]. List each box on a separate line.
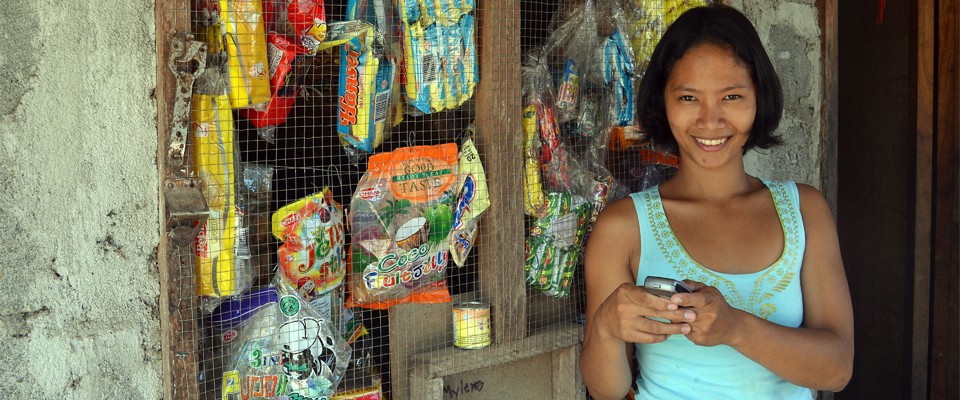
[453, 302, 491, 349]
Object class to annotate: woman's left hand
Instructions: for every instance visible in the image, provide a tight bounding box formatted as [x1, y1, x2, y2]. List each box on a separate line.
[671, 281, 744, 347]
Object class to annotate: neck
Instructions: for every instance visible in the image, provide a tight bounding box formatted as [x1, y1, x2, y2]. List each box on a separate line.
[664, 158, 756, 203]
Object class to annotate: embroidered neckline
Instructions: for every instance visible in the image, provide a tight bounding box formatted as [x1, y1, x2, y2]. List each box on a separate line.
[643, 180, 803, 317]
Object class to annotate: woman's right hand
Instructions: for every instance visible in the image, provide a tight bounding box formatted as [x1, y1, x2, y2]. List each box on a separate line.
[592, 282, 694, 344]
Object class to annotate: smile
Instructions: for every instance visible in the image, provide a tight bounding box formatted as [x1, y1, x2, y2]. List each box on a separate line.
[695, 137, 728, 146]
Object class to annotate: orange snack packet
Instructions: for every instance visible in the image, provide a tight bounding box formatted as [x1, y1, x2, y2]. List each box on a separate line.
[346, 143, 459, 309]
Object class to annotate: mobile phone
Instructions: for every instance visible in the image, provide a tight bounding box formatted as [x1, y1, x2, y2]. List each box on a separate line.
[643, 276, 692, 299]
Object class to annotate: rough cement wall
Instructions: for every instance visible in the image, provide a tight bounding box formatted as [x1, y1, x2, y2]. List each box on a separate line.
[734, 0, 824, 188]
[0, 1, 162, 399]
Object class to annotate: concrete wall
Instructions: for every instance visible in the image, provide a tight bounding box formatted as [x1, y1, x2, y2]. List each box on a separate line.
[0, 1, 163, 399]
[0, 1, 821, 399]
[734, 0, 824, 188]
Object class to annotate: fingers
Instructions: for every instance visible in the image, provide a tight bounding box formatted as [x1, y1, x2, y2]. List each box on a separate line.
[671, 284, 719, 309]
[626, 318, 691, 344]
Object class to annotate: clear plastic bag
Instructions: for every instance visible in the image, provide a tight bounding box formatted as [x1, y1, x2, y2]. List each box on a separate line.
[346, 143, 458, 309]
[220, 284, 351, 399]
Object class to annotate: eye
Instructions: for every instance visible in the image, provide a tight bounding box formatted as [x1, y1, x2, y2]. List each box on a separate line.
[724, 94, 742, 100]
[679, 95, 696, 102]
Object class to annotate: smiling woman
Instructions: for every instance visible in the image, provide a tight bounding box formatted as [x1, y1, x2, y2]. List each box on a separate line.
[580, 5, 854, 400]
[663, 44, 757, 168]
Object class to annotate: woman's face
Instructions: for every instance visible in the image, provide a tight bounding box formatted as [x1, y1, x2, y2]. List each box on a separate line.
[664, 43, 757, 169]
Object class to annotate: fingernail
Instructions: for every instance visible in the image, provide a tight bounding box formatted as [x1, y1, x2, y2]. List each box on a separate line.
[684, 310, 696, 321]
[681, 324, 691, 334]
[666, 303, 679, 311]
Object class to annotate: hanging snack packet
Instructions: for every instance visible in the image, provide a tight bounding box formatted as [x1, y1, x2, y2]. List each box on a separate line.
[286, 0, 328, 54]
[521, 105, 547, 218]
[536, 97, 571, 191]
[220, 286, 351, 399]
[337, 0, 401, 153]
[193, 59, 252, 300]
[440, 23, 461, 111]
[449, 137, 489, 267]
[525, 192, 594, 298]
[602, 30, 635, 127]
[458, 13, 477, 105]
[217, 0, 271, 109]
[555, 59, 581, 121]
[396, 1, 441, 114]
[347, 143, 458, 309]
[271, 188, 347, 305]
[238, 32, 303, 143]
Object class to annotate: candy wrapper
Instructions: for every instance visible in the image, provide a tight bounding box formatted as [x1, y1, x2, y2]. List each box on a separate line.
[337, 0, 402, 153]
[521, 105, 548, 218]
[395, 0, 477, 114]
[220, 285, 351, 399]
[602, 30, 636, 127]
[192, 59, 252, 301]
[216, 0, 272, 109]
[239, 32, 304, 143]
[287, 0, 328, 54]
[346, 143, 458, 309]
[449, 135, 489, 267]
[271, 188, 347, 305]
[521, 51, 573, 194]
[525, 192, 594, 298]
[332, 377, 382, 400]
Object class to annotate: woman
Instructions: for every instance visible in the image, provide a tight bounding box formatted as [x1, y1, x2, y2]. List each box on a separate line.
[580, 5, 854, 399]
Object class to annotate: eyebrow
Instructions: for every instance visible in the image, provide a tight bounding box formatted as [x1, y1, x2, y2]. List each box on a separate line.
[668, 83, 751, 92]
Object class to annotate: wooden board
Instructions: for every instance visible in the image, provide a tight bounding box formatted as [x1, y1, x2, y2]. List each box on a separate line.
[155, 1, 198, 399]
[912, 0, 935, 398]
[930, 0, 959, 397]
[474, 0, 526, 345]
[389, 300, 455, 400]
[408, 323, 583, 400]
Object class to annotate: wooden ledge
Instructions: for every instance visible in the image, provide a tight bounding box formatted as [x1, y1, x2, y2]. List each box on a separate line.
[409, 323, 583, 380]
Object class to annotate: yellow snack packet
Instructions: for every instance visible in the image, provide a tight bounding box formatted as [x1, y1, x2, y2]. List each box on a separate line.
[522, 105, 547, 217]
[192, 93, 240, 298]
[218, 0, 271, 109]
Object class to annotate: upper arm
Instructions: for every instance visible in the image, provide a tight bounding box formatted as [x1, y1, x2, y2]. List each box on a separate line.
[796, 184, 854, 346]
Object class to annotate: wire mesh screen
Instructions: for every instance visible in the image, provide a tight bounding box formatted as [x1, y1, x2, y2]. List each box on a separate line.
[161, 0, 701, 398]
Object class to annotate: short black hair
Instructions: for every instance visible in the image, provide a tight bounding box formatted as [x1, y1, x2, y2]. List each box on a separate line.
[637, 4, 784, 154]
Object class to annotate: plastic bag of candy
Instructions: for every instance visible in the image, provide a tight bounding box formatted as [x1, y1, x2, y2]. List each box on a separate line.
[219, 284, 351, 399]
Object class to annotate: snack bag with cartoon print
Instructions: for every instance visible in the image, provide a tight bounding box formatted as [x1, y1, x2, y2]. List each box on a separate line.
[220, 285, 351, 399]
[271, 188, 346, 308]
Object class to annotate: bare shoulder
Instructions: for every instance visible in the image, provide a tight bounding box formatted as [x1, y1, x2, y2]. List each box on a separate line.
[591, 195, 641, 242]
[585, 195, 641, 275]
[794, 183, 834, 222]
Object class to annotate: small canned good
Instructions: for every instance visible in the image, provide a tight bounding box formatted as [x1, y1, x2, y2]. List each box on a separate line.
[453, 301, 491, 349]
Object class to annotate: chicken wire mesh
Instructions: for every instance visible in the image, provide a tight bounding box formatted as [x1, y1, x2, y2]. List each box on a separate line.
[160, 0, 703, 398]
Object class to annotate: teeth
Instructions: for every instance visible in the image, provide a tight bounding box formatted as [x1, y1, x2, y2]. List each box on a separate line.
[696, 137, 727, 146]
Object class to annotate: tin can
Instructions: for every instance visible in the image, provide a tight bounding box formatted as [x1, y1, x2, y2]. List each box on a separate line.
[453, 301, 491, 349]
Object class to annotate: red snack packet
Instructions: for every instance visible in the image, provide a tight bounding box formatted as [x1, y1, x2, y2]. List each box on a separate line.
[287, 0, 328, 54]
[238, 32, 302, 136]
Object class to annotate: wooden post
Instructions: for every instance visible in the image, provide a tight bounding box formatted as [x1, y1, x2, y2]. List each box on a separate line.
[817, 0, 838, 214]
[929, 0, 959, 397]
[156, 1, 198, 399]
[475, 0, 526, 345]
[911, 0, 935, 398]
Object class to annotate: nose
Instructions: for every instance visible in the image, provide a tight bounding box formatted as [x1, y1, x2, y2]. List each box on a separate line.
[697, 103, 725, 130]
